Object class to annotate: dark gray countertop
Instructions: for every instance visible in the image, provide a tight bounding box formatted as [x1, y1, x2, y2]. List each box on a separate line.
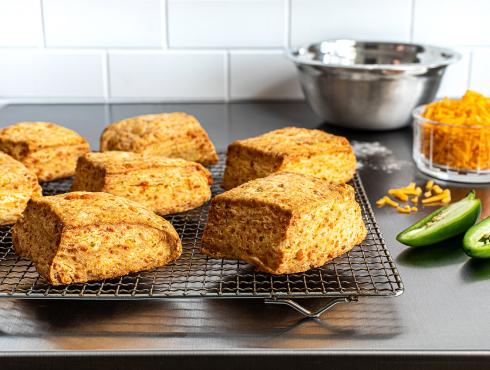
[0, 102, 489, 370]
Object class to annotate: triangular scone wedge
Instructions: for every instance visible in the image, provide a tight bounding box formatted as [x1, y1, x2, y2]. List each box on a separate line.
[13, 192, 182, 285]
[100, 112, 218, 165]
[223, 127, 355, 189]
[0, 152, 42, 225]
[72, 151, 212, 215]
[202, 172, 366, 274]
[0, 122, 90, 181]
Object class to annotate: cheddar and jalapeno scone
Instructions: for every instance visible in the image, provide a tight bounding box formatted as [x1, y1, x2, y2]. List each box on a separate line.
[100, 112, 218, 166]
[0, 152, 42, 225]
[0, 122, 90, 182]
[202, 172, 367, 275]
[222, 127, 356, 189]
[13, 192, 182, 285]
[71, 151, 212, 215]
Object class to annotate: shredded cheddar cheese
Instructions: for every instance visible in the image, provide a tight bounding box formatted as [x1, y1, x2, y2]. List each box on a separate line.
[422, 189, 451, 204]
[397, 205, 412, 214]
[388, 189, 409, 202]
[376, 196, 399, 208]
[420, 90, 490, 171]
[432, 185, 443, 194]
[385, 197, 399, 207]
[377, 181, 451, 214]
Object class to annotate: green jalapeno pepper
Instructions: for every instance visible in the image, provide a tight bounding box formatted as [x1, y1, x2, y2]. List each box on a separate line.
[396, 191, 481, 247]
[463, 216, 490, 258]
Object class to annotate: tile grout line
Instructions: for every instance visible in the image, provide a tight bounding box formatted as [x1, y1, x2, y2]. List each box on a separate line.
[102, 51, 111, 102]
[285, 0, 292, 48]
[162, 0, 169, 49]
[409, 0, 416, 42]
[224, 51, 230, 102]
[39, 0, 47, 48]
[467, 50, 474, 89]
[151, 46, 289, 51]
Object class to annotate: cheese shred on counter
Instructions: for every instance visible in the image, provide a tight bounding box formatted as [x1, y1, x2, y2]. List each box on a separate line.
[376, 181, 451, 214]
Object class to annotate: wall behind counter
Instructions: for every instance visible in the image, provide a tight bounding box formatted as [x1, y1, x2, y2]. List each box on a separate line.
[0, 0, 488, 102]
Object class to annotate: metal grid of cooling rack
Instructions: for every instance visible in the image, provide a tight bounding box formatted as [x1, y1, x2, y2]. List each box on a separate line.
[0, 153, 403, 301]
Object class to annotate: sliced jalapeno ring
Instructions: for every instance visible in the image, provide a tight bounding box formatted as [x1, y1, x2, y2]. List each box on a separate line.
[463, 216, 490, 258]
[396, 191, 481, 247]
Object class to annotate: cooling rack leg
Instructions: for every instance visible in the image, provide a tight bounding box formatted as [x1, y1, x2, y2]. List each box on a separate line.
[264, 296, 358, 318]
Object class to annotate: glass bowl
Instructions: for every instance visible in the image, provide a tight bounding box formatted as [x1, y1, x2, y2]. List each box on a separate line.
[412, 104, 490, 183]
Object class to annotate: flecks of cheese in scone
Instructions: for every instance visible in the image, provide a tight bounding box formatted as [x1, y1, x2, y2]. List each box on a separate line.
[0, 122, 90, 181]
[202, 172, 367, 274]
[71, 151, 212, 215]
[223, 127, 356, 189]
[0, 152, 42, 225]
[13, 191, 182, 285]
[100, 113, 218, 165]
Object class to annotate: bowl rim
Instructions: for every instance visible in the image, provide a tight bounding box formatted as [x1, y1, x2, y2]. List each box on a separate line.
[412, 104, 490, 130]
[286, 40, 462, 71]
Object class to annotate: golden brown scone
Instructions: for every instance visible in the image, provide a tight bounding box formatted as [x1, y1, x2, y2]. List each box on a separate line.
[0, 152, 42, 225]
[13, 192, 182, 285]
[0, 122, 90, 182]
[222, 127, 356, 189]
[100, 112, 218, 165]
[71, 151, 213, 215]
[202, 172, 367, 275]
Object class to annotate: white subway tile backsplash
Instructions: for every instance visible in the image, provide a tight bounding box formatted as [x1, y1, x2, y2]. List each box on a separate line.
[0, 0, 42, 47]
[469, 48, 490, 96]
[291, 0, 412, 47]
[0, 50, 104, 98]
[43, 0, 162, 48]
[108, 51, 226, 100]
[436, 48, 471, 98]
[167, 0, 285, 48]
[413, 0, 490, 47]
[230, 51, 302, 100]
[0, 0, 490, 102]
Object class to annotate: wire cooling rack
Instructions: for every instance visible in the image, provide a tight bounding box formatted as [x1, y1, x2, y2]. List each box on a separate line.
[0, 153, 403, 318]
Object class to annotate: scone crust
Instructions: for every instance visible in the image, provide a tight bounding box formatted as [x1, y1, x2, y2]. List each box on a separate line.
[75, 151, 212, 175]
[100, 112, 218, 165]
[222, 127, 356, 189]
[218, 170, 342, 211]
[71, 151, 213, 215]
[13, 192, 182, 285]
[0, 122, 90, 181]
[202, 172, 367, 274]
[0, 152, 42, 225]
[0, 122, 87, 149]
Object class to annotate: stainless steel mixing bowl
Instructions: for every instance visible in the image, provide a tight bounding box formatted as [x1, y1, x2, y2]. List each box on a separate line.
[287, 40, 461, 130]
